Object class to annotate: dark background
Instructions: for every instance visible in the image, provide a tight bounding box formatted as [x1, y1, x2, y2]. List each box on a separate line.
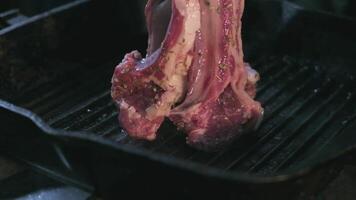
[1, 0, 356, 200]
[1, 0, 356, 18]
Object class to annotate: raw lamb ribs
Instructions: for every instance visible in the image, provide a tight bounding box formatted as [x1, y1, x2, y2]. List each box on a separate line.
[111, 0, 263, 150]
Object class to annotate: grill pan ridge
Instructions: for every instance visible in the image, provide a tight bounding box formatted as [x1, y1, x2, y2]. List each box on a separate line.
[0, 0, 356, 198]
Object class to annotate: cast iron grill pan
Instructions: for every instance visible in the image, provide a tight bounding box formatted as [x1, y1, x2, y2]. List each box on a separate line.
[10, 54, 356, 176]
[0, 0, 356, 193]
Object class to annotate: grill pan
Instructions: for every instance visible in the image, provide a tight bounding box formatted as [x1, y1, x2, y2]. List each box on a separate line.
[0, 0, 356, 199]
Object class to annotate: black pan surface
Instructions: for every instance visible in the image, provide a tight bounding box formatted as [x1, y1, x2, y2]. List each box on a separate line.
[0, 0, 355, 199]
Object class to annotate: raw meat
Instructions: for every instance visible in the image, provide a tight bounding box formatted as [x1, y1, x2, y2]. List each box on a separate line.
[111, 0, 263, 150]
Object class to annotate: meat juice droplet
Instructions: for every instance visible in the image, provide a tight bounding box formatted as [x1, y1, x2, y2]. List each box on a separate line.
[346, 92, 352, 100]
[314, 65, 320, 71]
